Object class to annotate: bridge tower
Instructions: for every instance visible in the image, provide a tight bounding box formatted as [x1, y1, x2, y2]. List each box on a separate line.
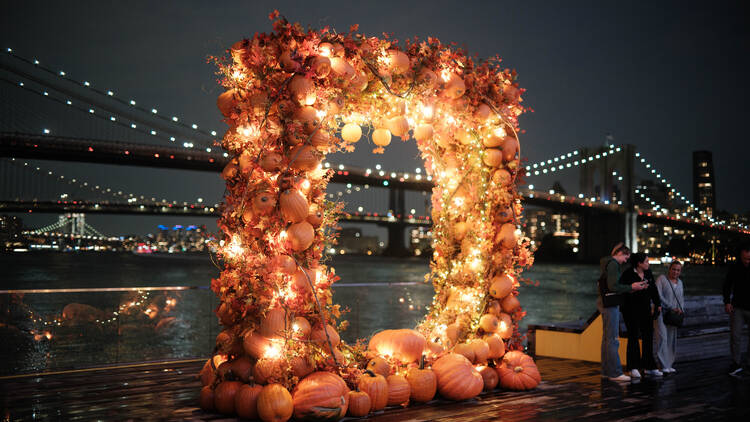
[382, 187, 410, 257]
[58, 213, 86, 236]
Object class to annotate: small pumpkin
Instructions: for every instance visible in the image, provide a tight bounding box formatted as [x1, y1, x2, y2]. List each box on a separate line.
[497, 223, 517, 249]
[311, 56, 331, 78]
[358, 370, 388, 411]
[311, 130, 330, 148]
[386, 49, 410, 74]
[368, 329, 427, 364]
[443, 74, 466, 99]
[502, 136, 520, 162]
[290, 356, 314, 378]
[292, 316, 312, 339]
[199, 359, 216, 386]
[347, 390, 371, 417]
[453, 221, 468, 241]
[289, 75, 316, 105]
[222, 160, 238, 180]
[280, 189, 309, 223]
[217, 89, 238, 117]
[253, 192, 277, 215]
[269, 254, 296, 274]
[253, 358, 284, 385]
[372, 128, 392, 147]
[496, 206, 514, 224]
[243, 331, 271, 359]
[229, 356, 255, 382]
[199, 385, 215, 411]
[307, 209, 324, 228]
[452, 342, 475, 363]
[260, 308, 289, 338]
[492, 168, 512, 186]
[501, 294, 520, 314]
[341, 123, 362, 143]
[294, 106, 319, 133]
[288, 221, 315, 251]
[469, 339, 490, 364]
[474, 103, 492, 121]
[413, 124, 433, 142]
[235, 383, 263, 420]
[330, 57, 355, 81]
[311, 324, 340, 352]
[366, 356, 391, 377]
[257, 383, 294, 422]
[478, 366, 499, 391]
[489, 274, 514, 299]
[479, 314, 499, 333]
[454, 128, 473, 145]
[405, 356, 437, 403]
[483, 148, 503, 167]
[419, 68, 438, 88]
[486, 300, 502, 316]
[484, 334, 506, 359]
[432, 353, 483, 401]
[386, 374, 411, 407]
[496, 351, 541, 391]
[214, 380, 243, 414]
[292, 268, 314, 295]
[497, 313, 513, 339]
[292, 371, 350, 421]
[260, 152, 283, 172]
[288, 145, 321, 172]
[280, 50, 299, 72]
[386, 116, 409, 137]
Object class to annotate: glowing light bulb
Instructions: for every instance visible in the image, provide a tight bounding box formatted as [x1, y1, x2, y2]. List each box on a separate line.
[493, 127, 507, 137]
[264, 342, 282, 359]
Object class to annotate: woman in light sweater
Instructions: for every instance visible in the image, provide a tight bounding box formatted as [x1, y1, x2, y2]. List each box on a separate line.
[654, 260, 684, 373]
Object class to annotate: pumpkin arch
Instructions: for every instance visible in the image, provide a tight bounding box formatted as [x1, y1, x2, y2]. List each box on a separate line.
[209, 12, 533, 397]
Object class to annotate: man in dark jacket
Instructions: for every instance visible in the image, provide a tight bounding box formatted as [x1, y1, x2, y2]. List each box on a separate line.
[723, 245, 750, 376]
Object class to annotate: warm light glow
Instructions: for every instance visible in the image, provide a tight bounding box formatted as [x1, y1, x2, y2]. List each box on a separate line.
[264, 341, 283, 359]
[493, 127, 507, 137]
[440, 69, 452, 82]
[226, 235, 243, 258]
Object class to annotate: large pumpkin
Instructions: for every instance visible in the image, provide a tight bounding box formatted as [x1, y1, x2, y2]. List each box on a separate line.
[358, 370, 388, 411]
[405, 358, 436, 403]
[214, 380, 243, 414]
[292, 371, 349, 421]
[235, 383, 263, 420]
[243, 331, 271, 359]
[260, 308, 289, 338]
[489, 274, 513, 299]
[257, 383, 294, 422]
[496, 351, 541, 391]
[199, 385, 215, 411]
[386, 374, 411, 407]
[311, 324, 340, 352]
[368, 329, 427, 364]
[431, 353, 483, 401]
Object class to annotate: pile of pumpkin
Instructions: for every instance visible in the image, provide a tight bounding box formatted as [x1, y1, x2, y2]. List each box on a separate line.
[198, 329, 539, 421]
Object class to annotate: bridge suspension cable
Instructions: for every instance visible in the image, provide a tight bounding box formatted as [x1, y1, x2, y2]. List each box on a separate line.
[4, 48, 219, 143]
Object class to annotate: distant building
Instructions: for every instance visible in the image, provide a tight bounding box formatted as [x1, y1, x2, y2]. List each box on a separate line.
[693, 151, 716, 216]
[334, 227, 380, 255]
[0, 214, 25, 251]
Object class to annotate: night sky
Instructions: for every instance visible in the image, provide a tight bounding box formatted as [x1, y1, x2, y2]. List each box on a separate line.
[1, 0, 748, 235]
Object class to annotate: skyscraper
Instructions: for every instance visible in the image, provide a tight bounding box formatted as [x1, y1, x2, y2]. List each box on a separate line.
[692, 151, 716, 216]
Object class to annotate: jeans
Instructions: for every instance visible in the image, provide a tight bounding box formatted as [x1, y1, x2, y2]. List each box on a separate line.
[654, 314, 677, 369]
[730, 307, 750, 367]
[622, 305, 657, 371]
[599, 304, 623, 377]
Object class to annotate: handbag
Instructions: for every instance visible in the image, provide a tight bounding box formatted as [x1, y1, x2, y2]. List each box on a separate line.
[598, 265, 623, 308]
[662, 280, 684, 327]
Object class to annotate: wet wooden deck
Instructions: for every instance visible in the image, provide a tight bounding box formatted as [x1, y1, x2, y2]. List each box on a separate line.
[1, 355, 748, 421]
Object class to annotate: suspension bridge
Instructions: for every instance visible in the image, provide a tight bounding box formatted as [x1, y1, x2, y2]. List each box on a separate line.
[1, 47, 748, 260]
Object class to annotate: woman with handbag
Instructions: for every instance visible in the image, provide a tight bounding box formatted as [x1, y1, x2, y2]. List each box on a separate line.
[619, 253, 663, 378]
[654, 260, 684, 374]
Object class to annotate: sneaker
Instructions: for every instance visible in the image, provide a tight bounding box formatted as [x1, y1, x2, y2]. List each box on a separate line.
[609, 374, 631, 382]
[729, 364, 744, 376]
[664, 368, 676, 374]
[644, 369, 663, 377]
[630, 369, 641, 378]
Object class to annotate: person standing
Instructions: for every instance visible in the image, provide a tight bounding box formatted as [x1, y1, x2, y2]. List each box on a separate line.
[597, 243, 642, 382]
[723, 244, 750, 376]
[619, 253, 662, 378]
[654, 260, 684, 374]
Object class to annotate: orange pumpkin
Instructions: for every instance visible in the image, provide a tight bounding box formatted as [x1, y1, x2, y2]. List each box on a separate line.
[366, 356, 391, 377]
[453, 221, 468, 241]
[479, 314, 499, 333]
[289, 75, 315, 105]
[311, 130, 330, 148]
[260, 152, 282, 172]
[486, 300, 502, 316]
[199, 359, 216, 386]
[253, 358, 283, 385]
[454, 128, 473, 145]
[405, 357, 437, 403]
[217, 89, 238, 117]
[496, 351, 541, 391]
[483, 132, 503, 147]
[288, 221, 315, 251]
[497, 313, 513, 339]
[311, 56, 331, 78]
[288, 145, 321, 172]
[413, 124, 433, 142]
[199, 385, 215, 411]
[257, 383, 294, 422]
[290, 356, 314, 378]
[432, 353, 483, 401]
[497, 223, 517, 249]
[260, 308, 288, 338]
[311, 324, 340, 352]
[386, 374, 411, 406]
[341, 123, 362, 143]
[292, 371, 349, 421]
[243, 331, 271, 359]
[452, 342, 475, 363]
[292, 268, 314, 295]
[496, 206, 514, 224]
[372, 128, 392, 147]
[492, 168, 512, 186]
[269, 254, 296, 274]
[469, 339, 490, 364]
[443, 74, 465, 99]
[474, 103, 492, 121]
[478, 366, 499, 391]
[489, 274, 514, 299]
[386, 49, 410, 74]
[368, 329, 426, 364]
[307, 209, 324, 228]
[330, 57, 355, 81]
[484, 334, 506, 359]
[279, 50, 299, 72]
[386, 116, 409, 137]
[419, 68, 438, 88]
[235, 383, 263, 420]
[214, 380, 243, 414]
[501, 294, 520, 313]
[347, 390, 371, 417]
[294, 106, 319, 133]
[222, 160, 238, 180]
[292, 316, 312, 339]
[280, 189, 309, 223]
[502, 136, 520, 162]
[229, 356, 255, 382]
[358, 370, 388, 411]
[483, 148, 503, 167]
[253, 191, 277, 215]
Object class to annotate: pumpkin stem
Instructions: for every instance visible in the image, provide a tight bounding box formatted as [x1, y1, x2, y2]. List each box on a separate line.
[514, 366, 523, 373]
[419, 354, 426, 370]
[364, 369, 377, 377]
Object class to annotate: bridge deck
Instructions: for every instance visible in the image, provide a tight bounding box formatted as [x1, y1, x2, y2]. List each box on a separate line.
[1, 355, 746, 421]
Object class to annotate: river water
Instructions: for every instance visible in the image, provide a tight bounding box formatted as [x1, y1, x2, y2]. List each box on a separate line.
[0, 253, 728, 374]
